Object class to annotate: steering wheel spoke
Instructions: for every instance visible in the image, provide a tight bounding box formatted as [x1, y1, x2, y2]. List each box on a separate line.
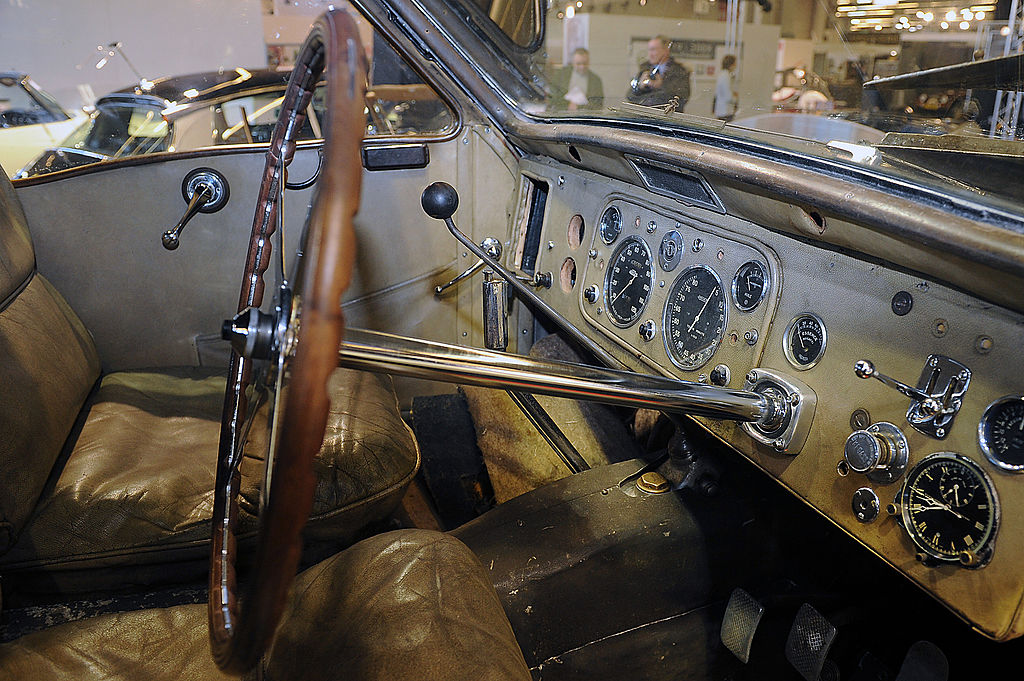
[208, 9, 366, 674]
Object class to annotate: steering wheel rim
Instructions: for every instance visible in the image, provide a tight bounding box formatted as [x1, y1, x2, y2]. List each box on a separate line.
[208, 10, 366, 674]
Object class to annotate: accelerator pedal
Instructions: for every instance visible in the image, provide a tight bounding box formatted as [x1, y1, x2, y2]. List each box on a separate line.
[895, 641, 949, 681]
[785, 602, 838, 681]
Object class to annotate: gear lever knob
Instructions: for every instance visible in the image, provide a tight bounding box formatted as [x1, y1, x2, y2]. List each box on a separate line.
[421, 182, 459, 220]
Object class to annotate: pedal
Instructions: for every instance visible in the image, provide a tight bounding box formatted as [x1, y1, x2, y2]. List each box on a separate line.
[720, 587, 765, 663]
[895, 641, 948, 681]
[785, 603, 837, 681]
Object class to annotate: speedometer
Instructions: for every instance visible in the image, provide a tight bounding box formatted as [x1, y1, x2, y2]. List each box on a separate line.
[603, 236, 653, 327]
[663, 265, 726, 370]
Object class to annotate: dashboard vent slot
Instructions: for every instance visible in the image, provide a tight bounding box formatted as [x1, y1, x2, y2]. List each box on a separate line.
[628, 157, 724, 212]
[515, 176, 548, 275]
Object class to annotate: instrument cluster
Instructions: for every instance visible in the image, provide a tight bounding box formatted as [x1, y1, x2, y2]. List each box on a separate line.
[579, 199, 776, 384]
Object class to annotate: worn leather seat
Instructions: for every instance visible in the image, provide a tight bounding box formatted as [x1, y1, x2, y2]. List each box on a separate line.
[0, 530, 532, 681]
[0, 170, 419, 595]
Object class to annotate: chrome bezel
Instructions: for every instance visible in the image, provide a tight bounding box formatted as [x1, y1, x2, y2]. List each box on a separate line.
[783, 313, 827, 371]
[662, 264, 727, 371]
[658, 230, 684, 272]
[603, 236, 653, 328]
[978, 395, 1024, 472]
[731, 260, 769, 312]
[598, 204, 622, 245]
[898, 452, 999, 567]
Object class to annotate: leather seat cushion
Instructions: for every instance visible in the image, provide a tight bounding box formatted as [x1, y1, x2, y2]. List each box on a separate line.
[0, 366, 419, 577]
[0, 530, 531, 681]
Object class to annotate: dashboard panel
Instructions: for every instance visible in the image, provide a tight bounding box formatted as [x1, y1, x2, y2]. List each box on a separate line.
[515, 157, 1024, 641]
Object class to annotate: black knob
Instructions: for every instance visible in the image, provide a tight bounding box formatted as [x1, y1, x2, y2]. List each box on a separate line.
[421, 182, 459, 220]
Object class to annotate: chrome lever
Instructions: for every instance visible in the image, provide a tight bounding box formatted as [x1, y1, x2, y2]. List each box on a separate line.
[434, 237, 502, 296]
[420, 182, 627, 370]
[855, 359, 942, 416]
[163, 183, 213, 250]
[162, 168, 229, 250]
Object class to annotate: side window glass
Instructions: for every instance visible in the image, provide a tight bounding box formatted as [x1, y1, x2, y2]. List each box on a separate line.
[366, 31, 455, 137]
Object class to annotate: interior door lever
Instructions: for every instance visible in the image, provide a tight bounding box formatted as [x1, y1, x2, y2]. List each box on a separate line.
[162, 168, 229, 250]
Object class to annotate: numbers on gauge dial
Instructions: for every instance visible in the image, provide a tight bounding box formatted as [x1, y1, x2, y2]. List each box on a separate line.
[599, 205, 622, 245]
[784, 314, 826, 369]
[979, 396, 1024, 471]
[663, 265, 726, 370]
[732, 260, 768, 312]
[900, 453, 998, 565]
[603, 237, 653, 326]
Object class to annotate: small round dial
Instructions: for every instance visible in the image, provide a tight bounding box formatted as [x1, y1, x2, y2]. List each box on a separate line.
[663, 265, 726, 370]
[731, 260, 769, 312]
[599, 205, 622, 245]
[979, 396, 1024, 472]
[603, 236, 653, 327]
[900, 452, 998, 567]
[783, 313, 827, 370]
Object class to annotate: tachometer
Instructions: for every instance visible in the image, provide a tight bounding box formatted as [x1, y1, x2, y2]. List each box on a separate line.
[979, 395, 1024, 472]
[603, 236, 653, 327]
[663, 265, 726, 370]
[899, 452, 998, 568]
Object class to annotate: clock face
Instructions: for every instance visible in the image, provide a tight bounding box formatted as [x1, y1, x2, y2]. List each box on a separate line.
[900, 453, 998, 567]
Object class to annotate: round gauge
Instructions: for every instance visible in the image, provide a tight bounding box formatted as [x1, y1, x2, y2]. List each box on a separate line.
[663, 265, 727, 370]
[731, 260, 769, 312]
[783, 313, 827, 370]
[899, 452, 999, 567]
[603, 236, 653, 327]
[599, 205, 622, 245]
[979, 395, 1024, 472]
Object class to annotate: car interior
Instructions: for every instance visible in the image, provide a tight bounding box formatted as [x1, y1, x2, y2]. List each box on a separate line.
[1, 1, 1023, 680]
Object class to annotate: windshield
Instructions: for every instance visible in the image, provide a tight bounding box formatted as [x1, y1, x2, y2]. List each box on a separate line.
[471, 0, 1021, 201]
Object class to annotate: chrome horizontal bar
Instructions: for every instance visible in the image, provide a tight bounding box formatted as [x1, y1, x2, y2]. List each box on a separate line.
[339, 328, 771, 424]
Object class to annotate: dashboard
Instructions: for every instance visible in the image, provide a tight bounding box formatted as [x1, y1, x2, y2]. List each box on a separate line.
[513, 156, 1024, 642]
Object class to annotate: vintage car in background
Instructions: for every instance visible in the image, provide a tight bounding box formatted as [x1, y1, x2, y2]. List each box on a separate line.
[17, 66, 453, 177]
[0, 1, 1022, 680]
[0, 72, 85, 177]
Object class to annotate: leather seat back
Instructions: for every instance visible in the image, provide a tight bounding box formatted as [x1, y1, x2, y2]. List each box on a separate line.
[0, 172, 101, 553]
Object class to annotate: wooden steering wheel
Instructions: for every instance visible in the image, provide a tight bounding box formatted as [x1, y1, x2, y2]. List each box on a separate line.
[208, 10, 366, 674]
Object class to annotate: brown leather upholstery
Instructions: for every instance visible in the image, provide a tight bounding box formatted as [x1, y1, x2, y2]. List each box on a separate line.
[0, 531, 532, 681]
[0, 171, 419, 592]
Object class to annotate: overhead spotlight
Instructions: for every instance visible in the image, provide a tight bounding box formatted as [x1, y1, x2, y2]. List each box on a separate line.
[941, 20, 949, 28]
[960, 20, 970, 29]
[945, 10, 956, 21]
[977, 11, 985, 19]
[875, 24, 882, 29]
[923, 12, 933, 21]
[566, 5, 575, 16]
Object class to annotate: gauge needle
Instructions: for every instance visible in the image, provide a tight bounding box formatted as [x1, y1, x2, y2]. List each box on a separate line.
[610, 274, 637, 304]
[952, 484, 961, 507]
[687, 286, 719, 333]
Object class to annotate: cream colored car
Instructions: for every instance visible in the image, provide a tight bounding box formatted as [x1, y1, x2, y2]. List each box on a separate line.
[0, 72, 84, 177]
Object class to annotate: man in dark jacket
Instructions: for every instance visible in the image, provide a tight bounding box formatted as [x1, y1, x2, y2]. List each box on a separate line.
[627, 36, 691, 110]
[549, 48, 604, 111]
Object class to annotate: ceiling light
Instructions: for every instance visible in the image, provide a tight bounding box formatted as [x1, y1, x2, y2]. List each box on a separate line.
[959, 20, 970, 29]
[941, 20, 949, 28]
[945, 10, 957, 20]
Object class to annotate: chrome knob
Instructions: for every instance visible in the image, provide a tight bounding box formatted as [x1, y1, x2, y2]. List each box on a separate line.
[583, 285, 599, 304]
[638, 320, 656, 342]
[842, 421, 909, 483]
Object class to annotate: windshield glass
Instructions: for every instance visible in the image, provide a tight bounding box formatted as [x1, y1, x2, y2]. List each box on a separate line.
[474, 0, 1021, 201]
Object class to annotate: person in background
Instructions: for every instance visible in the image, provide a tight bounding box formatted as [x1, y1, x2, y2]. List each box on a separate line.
[714, 54, 738, 121]
[549, 48, 604, 111]
[627, 35, 691, 109]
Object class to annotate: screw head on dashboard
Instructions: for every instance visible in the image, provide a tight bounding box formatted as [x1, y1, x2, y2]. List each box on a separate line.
[772, 438, 787, 451]
[746, 371, 758, 384]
